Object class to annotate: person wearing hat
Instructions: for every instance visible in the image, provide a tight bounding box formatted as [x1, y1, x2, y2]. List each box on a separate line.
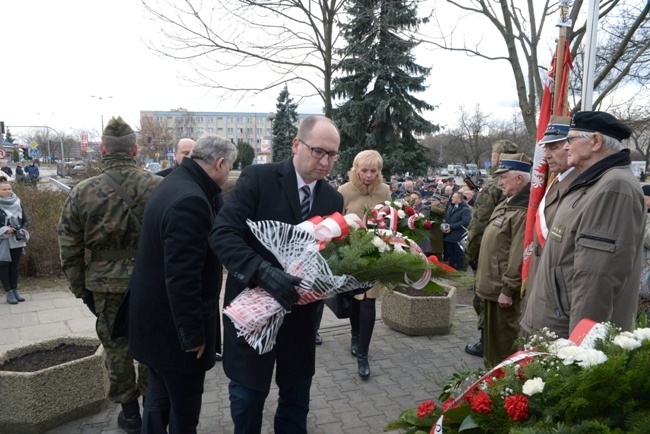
[58, 116, 162, 433]
[475, 153, 531, 365]
[521, 111, 645, 339]
[523, 116, 580, 300]
[464, 139, 518, 358]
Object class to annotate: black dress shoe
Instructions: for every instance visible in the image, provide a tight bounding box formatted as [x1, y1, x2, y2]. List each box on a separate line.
[315, 333, 323, 345]
[464, 341, 483, 357]
[357, 353, 370, 378]
[215, 352, 223, 361]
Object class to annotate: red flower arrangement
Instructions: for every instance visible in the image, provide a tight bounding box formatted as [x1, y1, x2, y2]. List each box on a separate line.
[417, 400, 435, 419]
[503, 394, 529, 421]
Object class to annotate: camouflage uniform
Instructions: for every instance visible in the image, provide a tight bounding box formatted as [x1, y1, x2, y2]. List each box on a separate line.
[465, 140, 518, 333]
[58, 152, 161, 404]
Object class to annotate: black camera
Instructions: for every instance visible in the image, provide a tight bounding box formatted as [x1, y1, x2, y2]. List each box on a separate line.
[9, 217, 23, 241]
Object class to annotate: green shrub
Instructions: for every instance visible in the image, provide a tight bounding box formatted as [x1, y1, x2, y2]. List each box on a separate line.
[13, 182, 67, 277]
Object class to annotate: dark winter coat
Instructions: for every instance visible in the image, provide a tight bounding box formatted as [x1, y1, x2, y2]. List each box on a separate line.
[210, 157, 343, 393]
[127, 158, 222, 373]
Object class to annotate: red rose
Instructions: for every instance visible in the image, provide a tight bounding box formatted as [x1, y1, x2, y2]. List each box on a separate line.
[417, 400, 436, 418]
[423, 221, 432, 230]
[469, 390, 492, 414]
[404, 205, 416, 216]
[504, 394, 529, 421]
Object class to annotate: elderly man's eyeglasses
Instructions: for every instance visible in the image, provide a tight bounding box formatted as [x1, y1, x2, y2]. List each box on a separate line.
[299, 139, 340, 162]
[566, 135, 584, 144]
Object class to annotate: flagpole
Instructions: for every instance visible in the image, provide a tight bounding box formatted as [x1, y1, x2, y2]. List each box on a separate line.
[582, 0, 600, 110]
[553, 1, 572, 115]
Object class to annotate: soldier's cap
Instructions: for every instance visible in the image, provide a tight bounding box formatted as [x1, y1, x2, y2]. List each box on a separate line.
[431, 194, 442, 201]
[103, 116, 135, 138]
[492, 139, 518, 154]
[642, 185, 650, 197]
[540, 115, 571, 145]
[494, 153, 532, 175]
[570, 111, 631, 141]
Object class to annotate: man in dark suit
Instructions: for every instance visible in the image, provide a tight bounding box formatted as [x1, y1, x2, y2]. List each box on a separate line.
[126, 135, 237, 433]
[156, 138, 195, 177]
[210, 116, 344, 434]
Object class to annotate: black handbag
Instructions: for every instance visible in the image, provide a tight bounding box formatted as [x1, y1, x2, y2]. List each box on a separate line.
[324, 292, 354, 319]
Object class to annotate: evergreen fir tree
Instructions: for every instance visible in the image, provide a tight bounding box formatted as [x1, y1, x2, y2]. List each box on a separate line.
[332, 0, 439, 177]
[272, 85, 299, 163]
[235, 140, 255, 169]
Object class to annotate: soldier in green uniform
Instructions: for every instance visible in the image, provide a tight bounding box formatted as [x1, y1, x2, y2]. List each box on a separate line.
[464, 139, 518, 358]
[58, 117, 162, 434]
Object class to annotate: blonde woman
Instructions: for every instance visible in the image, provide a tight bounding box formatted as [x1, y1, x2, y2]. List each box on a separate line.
[337, 150, 391, 378]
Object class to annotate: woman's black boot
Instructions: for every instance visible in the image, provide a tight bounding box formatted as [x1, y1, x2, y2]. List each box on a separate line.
[350, 331, 359, 356]
[357, 352, 370, 378]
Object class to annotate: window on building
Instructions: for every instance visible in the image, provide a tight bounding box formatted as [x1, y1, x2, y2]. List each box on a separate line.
[237, 117, 243, 124]
[196, 117, 203, 123]
[217, 127, 223, 132]
[237, 128, 243, 134]
[227, 128, 234, 133]
[207, 127, 214, 133]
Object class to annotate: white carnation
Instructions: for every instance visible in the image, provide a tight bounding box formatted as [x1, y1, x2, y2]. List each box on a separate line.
[394, 201, 403, 209]
[548, 338, 576, 355]
[522, 377, 545, 396]
[576, 349, 608, 368]
[393, 243, 407, 254]
[372, 236, 390, 253]
[397, 210, 406, 219]
[613, 334, 642, 351]
[556, 345, 583, 365]
[633, 328, 650, 342]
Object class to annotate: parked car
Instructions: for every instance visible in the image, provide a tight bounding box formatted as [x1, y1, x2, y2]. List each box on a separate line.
[439, 168, 449, 176]
[479, 169, 488, 178]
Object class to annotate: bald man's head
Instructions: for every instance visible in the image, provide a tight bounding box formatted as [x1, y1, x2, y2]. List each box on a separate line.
[175, 138, 195, 165]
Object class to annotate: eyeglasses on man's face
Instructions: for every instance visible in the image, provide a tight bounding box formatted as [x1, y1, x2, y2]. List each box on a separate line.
[299, 139, 340, 162]
[566, 135, 585, 144]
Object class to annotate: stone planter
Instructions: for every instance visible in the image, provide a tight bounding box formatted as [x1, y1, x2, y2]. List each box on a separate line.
[0, 336, 108, 434]
[381, 285, 456, 336]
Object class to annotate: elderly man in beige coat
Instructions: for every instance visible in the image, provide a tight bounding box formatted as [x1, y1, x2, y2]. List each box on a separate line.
[476, 153, 531, 366]
[521, 111, 644, 338]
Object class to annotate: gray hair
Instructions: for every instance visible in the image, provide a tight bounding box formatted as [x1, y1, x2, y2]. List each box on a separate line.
[102, 133, 136, 154]
[575, 131, 622, 153]
[191, 134, 238, 165]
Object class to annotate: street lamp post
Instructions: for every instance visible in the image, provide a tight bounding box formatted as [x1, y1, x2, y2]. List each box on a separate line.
[90, 95, 113, 132]
[267, 112, 276, 163]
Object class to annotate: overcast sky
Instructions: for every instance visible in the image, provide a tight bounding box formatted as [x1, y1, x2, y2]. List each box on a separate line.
[2, 0, 558, 142]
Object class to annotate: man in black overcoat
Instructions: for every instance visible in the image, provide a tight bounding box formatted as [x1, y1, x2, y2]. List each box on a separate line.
[210, 116, 344, 434]
[126, 135, 238, 433]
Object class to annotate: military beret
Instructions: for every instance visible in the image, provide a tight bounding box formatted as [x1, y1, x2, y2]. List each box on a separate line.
[540, 115, 571, 145]
[103, 116, 135, 138]
[494, 153, 532, 174]
[492, 139, 518, 154]
[570, 111, 632, 141]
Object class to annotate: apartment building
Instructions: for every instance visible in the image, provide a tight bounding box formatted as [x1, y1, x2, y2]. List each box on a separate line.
[140, 108, 317, 156]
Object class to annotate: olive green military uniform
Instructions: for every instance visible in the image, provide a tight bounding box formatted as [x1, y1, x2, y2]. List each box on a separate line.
[428, 202, 446, 259]
[58, 153, 161, 404]
[465, 141, 518, 333]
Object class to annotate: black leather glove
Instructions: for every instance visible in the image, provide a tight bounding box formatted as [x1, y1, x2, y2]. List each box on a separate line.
[82, 292, 98, 317]
[256, 261, 301, 311]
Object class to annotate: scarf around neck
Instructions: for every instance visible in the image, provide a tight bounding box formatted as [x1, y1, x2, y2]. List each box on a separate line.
[0, 193, 23, 220]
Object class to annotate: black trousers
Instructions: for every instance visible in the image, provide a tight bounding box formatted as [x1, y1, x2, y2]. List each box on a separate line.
[0, 247, 23, 292]
[142, 366, 205, 434]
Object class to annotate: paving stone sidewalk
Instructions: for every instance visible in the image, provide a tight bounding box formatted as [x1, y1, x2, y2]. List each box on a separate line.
[1, 290, 484, 433]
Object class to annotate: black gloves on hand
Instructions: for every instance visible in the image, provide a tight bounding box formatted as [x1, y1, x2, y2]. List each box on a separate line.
[256, 261, 301, 311]
[82, 292, 98, 317]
